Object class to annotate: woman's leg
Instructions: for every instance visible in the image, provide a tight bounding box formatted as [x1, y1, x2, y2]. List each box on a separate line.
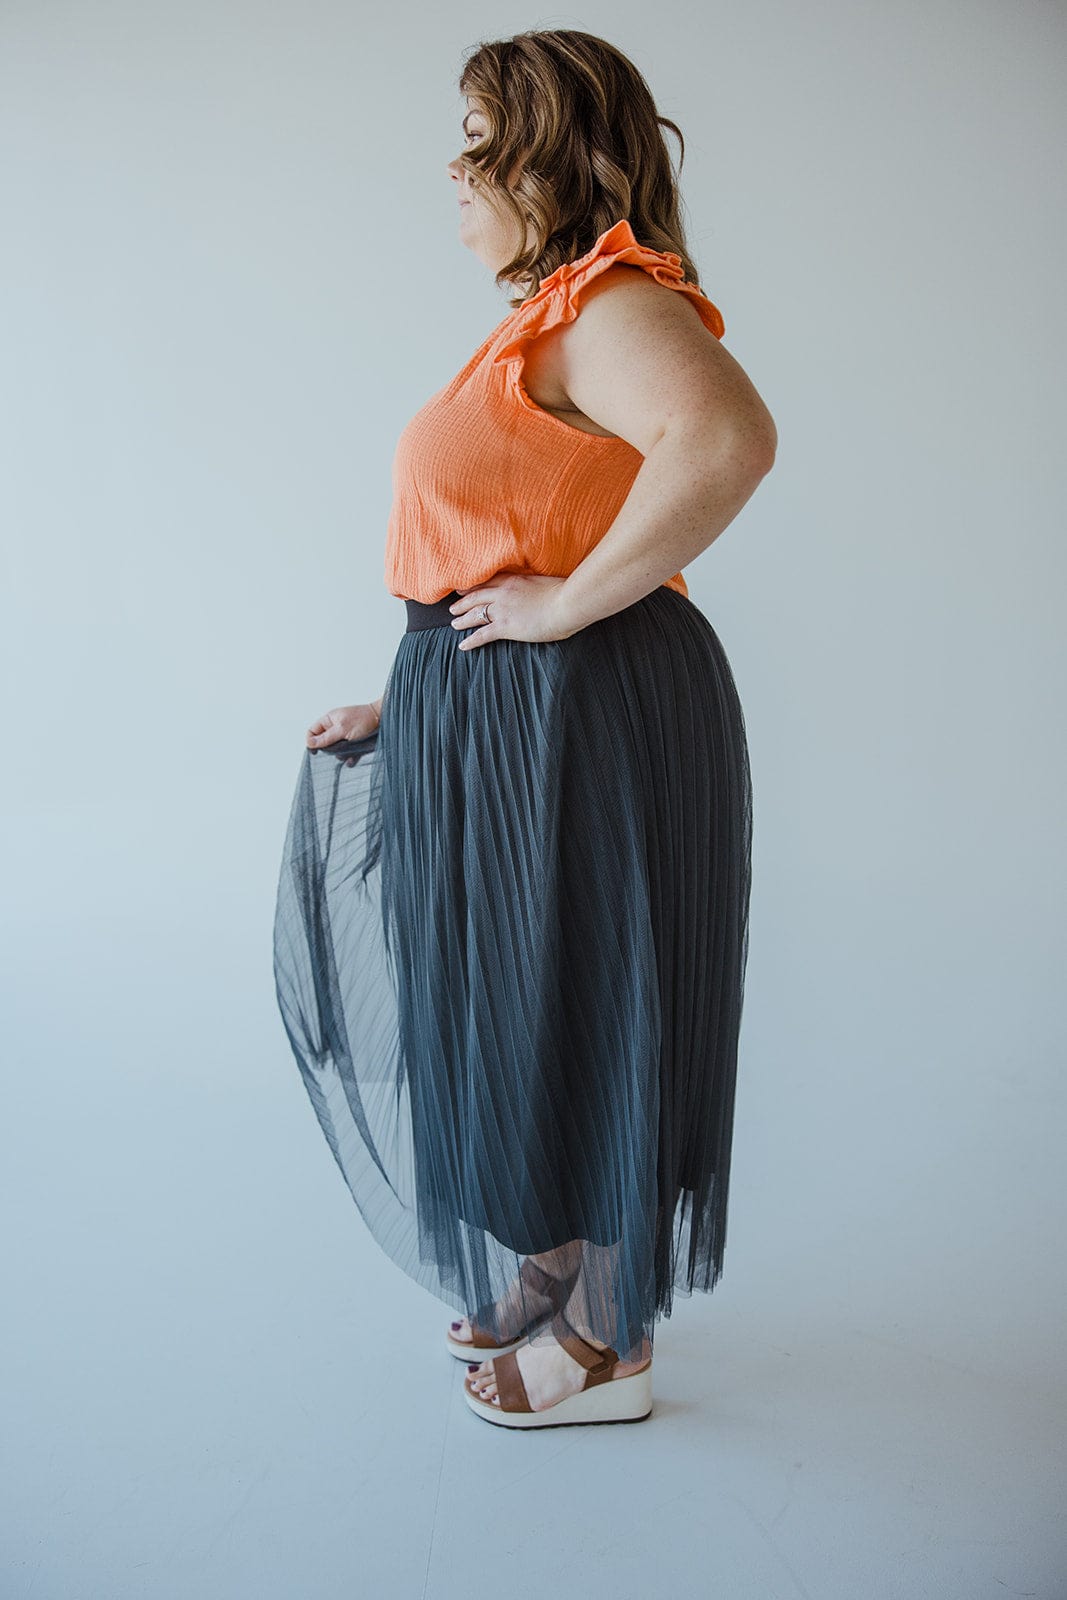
[466, 1235, 653, 1410]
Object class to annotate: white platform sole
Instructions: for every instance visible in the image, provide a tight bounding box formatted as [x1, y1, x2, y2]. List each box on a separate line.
[446, 1330, 533, 1361]
[463, 1362, 653, 1429]
[446, 1317, 557, 1360]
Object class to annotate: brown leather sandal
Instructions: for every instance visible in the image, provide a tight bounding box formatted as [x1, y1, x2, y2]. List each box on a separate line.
[445, 1256, 581, 1360]
[462, 1318, 653, 1429]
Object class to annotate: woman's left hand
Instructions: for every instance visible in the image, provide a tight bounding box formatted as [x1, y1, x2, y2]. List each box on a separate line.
[448, 572, 577, 649]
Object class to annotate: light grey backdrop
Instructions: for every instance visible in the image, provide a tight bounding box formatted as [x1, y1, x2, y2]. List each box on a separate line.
[2, 1, 1064, 1597]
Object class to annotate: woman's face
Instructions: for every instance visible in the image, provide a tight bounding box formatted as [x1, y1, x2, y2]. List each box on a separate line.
[448, 98, 526, 272]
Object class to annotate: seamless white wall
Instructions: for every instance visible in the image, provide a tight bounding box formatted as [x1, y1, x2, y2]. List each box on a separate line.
[1, 3, 1064, 1597]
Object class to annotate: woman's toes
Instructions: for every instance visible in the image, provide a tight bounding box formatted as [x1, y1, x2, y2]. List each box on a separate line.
[468, 1358, 495, 1397]
[464, 1356, 502, 1406]
[478, 1363, 498, 1400]
[451, 1316, 472, 1342]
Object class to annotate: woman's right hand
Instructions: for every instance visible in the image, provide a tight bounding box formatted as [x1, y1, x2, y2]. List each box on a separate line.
[306, 701, 381, 751]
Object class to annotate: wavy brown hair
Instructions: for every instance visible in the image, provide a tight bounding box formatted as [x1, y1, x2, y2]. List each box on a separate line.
[457, 30, 706, 310]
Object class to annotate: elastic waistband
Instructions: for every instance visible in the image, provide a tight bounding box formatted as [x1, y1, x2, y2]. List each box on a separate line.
[404, 591, 463, 631]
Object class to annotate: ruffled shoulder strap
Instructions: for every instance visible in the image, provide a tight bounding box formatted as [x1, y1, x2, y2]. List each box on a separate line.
[492, 217, 724, 370]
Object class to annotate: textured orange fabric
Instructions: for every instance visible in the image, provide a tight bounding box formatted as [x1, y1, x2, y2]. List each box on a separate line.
[383, 217, 726, 604]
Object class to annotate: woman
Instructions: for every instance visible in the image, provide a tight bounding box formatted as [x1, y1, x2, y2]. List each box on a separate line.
[273, 29, 776, 1430]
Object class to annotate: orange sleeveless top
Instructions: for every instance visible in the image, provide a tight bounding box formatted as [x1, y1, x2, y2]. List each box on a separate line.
[383, 217, 726, 604]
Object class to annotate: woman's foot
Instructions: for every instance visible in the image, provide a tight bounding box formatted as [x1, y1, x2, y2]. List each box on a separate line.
[448, 1246, 580, 1349]
[466, 1331, 652, 1411]
[448, 1281, 543, 1347]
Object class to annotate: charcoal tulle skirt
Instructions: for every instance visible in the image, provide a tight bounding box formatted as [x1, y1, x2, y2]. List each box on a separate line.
[272, 582, 752, 1360]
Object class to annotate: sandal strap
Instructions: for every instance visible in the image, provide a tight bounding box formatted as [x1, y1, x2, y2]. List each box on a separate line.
[467, 1319, 511, 1349]
[467, 1255, 581, 1345]
[551, 1313, 618, 1380]
[519, 1259, 558, 1300]
[490, 1349, 533, 1413]
[520, 1255, 579, 1303]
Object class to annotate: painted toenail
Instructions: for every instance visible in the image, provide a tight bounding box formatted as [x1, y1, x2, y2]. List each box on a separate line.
[451, 1321, 462, 1330]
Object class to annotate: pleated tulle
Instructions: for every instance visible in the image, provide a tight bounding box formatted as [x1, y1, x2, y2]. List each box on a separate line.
[272, 584, 752, 1359]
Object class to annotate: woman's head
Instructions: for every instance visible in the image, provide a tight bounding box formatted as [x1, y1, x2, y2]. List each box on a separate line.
[446, 30, 702, 306]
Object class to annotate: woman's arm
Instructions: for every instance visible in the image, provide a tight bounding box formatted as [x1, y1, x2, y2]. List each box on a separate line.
[547, 265, 777, 635]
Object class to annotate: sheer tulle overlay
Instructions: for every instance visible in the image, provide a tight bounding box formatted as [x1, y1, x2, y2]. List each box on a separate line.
[272, 584, 752, 1360]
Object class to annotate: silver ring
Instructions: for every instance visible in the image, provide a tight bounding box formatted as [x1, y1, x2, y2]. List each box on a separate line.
[481, 603, 491, 623]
